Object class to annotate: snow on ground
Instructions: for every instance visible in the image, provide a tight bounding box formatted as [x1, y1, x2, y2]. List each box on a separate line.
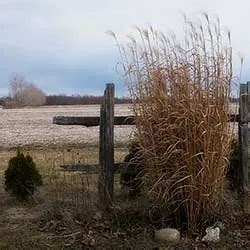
[0, 103, 238, 149]
[0, 104, 134, 148]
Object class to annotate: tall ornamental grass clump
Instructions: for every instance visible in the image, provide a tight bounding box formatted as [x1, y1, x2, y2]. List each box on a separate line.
[111, 14, 235, 231]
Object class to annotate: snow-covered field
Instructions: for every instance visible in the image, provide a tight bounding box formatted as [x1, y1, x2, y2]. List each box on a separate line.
[0, 105, 134, 148]
[0, 103, 238, 149]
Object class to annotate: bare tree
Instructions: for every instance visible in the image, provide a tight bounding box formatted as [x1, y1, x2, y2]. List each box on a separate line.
[9, 74, 46, 106]
[9, 74, 27, 106]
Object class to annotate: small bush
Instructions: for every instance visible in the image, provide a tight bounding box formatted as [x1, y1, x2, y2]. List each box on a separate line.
[5, 151, 43, 201]
[120, 142, 144, 196]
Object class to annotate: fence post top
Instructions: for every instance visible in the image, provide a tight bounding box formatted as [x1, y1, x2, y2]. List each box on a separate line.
[106, 83, 115, 88]
[240, 83, 247, 94]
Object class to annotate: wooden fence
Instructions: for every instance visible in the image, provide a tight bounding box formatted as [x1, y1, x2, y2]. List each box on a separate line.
[98, 84, 115, 209]
[56, 83, 250, 213]
[239, 82, 249, 213]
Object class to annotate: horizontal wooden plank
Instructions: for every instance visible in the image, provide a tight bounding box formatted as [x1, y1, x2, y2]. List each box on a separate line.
[53, 116, 135, 126]
[58, 162, 127, 174]
[53, 114, 239, 126]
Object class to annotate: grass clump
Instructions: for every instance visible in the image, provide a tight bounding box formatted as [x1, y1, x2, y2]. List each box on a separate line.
[5, 151, 42, 201]
[112, 14, 236, 232]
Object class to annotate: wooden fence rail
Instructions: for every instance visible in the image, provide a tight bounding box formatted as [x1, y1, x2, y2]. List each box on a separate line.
[53, 114, 239, 126]
[59, 162, 125, 174]
[53, 115, 135, 126]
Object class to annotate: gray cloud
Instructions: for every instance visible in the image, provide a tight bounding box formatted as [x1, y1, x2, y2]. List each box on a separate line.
[0, 0, 249, 96]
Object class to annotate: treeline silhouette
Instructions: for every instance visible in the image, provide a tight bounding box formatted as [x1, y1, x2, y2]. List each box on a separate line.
[45, 95, 132, 105]
[0, 95, 238, 107]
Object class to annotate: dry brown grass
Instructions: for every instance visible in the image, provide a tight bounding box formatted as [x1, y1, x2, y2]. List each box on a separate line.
[0, 146, 128, 249]
[112, 14, 237, 231]
[0, 146, 248, 248]
[0, 146, 127, 218]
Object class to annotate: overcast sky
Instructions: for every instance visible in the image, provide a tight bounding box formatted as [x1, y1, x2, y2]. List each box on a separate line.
[0, 0, 249, 97]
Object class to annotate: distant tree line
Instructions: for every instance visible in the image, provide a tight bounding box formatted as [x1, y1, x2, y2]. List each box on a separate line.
[45, 95, 132, 105]
[1, 74, 132, 108]
[1, 74, 237, 108]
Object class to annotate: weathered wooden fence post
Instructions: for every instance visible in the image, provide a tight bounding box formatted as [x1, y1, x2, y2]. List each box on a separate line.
[239, 82, 250, 213]
[98, 83, 115, 209]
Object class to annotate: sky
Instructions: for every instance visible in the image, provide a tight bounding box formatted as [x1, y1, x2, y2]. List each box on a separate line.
[0, 0, 250, 97]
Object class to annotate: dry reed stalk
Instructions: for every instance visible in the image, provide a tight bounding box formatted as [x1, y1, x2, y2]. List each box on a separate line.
[111, 14, 235, 231]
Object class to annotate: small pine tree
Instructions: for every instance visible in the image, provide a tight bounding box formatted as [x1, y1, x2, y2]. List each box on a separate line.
[5, 151, 43, 201]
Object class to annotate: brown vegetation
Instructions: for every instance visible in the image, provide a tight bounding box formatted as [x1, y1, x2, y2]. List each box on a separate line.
[8, 74, 46, 107]
[0, 13, 247, 249]
[112, 14, 236, 232]
[0, 146, 249, 249]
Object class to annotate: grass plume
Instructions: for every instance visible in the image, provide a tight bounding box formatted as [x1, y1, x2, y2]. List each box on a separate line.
[112, 14, 235, 231]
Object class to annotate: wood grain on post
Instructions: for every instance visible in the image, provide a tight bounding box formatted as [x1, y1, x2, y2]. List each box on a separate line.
[239, 84, 248, 187]
[248, 82, 250, 123]
[245, 82, 250, 213]
[240, 84, 248, 123]
[240, 123, 248, 188]
[98, 84, 115, 209]
[239, 83, 249, 213]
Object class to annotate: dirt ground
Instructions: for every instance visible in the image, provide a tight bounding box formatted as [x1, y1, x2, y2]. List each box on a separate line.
[0, 146, 249, 249]
[0, 173, 249, 249]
